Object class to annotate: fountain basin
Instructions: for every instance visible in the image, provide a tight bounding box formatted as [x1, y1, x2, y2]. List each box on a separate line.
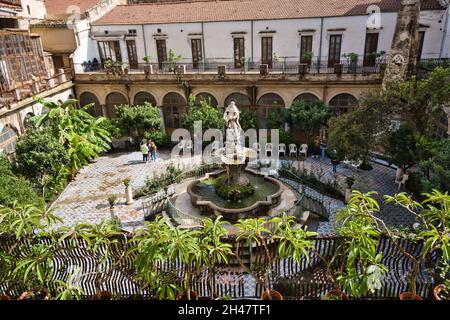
[187, 169, 283, 222]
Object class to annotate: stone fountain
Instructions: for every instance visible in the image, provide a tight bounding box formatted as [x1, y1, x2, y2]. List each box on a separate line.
[187, 102, 283, 222]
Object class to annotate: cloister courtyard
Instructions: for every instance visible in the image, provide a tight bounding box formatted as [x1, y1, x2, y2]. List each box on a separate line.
[50, 150, 415, 233]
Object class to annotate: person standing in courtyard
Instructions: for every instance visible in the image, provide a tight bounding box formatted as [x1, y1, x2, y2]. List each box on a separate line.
[141, 141, 149, 163]
[330, 153, 340, 174]
[320, 137, 327, 161]
[150, 141, 158, 162]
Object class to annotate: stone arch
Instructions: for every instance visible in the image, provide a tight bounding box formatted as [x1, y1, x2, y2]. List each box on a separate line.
[194, 92, 219, 107]
[105, 92, 128, 118]
[257, 93, 285, 129]
[328, 93, 359, 116]
[0, 124, 19, 155]
[292, 93, 321, 106]
[134, 91, 157, 107]
[162, 92, 187, 131]
[79, 91, 103, 117]
[23, 112, 35, 129]
[224, 92, 252, 108]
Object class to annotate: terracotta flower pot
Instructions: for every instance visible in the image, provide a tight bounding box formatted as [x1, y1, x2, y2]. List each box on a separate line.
[92, 291, 113, 300]
[177, 290, 198, 300]
[325, 290, 349, 300]
[399, 292, 423, 300]
[0, 294, 11, 300]
[261, 290, 283, 300]
[433, 285, 446, 301]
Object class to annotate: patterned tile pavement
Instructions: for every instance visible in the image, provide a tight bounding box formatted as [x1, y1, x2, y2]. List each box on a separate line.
[50, 151, 416, 233]
[301, 156, 417, 230]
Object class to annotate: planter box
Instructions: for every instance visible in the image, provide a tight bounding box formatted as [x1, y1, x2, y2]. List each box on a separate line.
[260, 64, 269, 75]
[143, 65, 153, 77]
[218, 65, 227, 76]
[298, 63, 309, 75]
[175, 65, 186, 74]
[334, 63, 343, 74]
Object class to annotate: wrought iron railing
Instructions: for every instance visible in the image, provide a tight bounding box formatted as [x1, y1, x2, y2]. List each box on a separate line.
[0, 69, 73, 109]
[74, 56, 387, 76]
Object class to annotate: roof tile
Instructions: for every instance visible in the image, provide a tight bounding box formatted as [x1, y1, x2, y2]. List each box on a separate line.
[93, 0, 445, 26]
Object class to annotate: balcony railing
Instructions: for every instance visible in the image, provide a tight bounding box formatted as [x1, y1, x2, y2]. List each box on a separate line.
[0, 69, 73, 110]
[75, 56, 387, 76]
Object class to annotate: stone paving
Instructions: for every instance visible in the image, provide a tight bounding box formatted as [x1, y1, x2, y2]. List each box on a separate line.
[300, 156, 416, 229]
[50, 151, 416, 233]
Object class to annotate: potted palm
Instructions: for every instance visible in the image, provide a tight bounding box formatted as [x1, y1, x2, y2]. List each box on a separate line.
[143, 56, 153, 77]
[299, 51, 314, 74]
[0, 203, 61, 300]
[131, 217, 182, 300]
[334, 191, 388, 299]
[54, 268, 84, 300]
[77, 219, 124, 300]
[314, 191, 388, 300]
[199, 217, 232, 300]
[122, 62, 130, 75]
[343, 53, 359, 74]
[104, 58, 115, 75]
[234, 216, 316, 300]
[385, 190, 450, 300]
[167, 49, 183, 74]
[433, 259, 450, 300]
[15, 243, 55, 300]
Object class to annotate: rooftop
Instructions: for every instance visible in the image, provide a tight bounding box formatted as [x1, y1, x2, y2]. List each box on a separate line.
[44, 0, 101, 16]
[93, 0, 445, 26]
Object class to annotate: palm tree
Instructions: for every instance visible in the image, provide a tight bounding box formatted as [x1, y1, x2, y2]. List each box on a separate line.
[34, 98, 111, 178]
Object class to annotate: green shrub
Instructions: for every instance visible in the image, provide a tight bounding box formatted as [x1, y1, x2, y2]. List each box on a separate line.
[214, 176, 255, 201]
[144, 130, 171, 148]
[0, 156, 45, 209]
[239, 108, 258, 131]
[15, 127, 70, 200]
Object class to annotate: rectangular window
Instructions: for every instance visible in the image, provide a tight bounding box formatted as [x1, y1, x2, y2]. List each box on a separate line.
[126, 40, 138, 69]
[417, 31, 425, 61]
[261, 37, 273, 68]
[363, 33, 379, 67]
[156, 39, 167, 70]
[234, 37, 245, 69]
[328, 34, 342, 67]
[300, 35, 313, 65]
[97, 41, 122, 65]
[191, 38, 202, 69]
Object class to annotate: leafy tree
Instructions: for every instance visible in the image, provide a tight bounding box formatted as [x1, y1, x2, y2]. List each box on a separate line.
[183, 95, 224, 131]
[115, 102, 162, 137]
[266, 108, 286, 130]
[372, 67, 450, 137]
[34, 99, 111, 178]
[327, 101, 388, 167]
[15, 127, 69, 198]
[0, 156, 45, 209]
[385, 124, 419, 170]
[290, 100, 331, 144]
[144, 130, 171, 148]
[420, 139, 450, 193]
[239, 108, 258, 131]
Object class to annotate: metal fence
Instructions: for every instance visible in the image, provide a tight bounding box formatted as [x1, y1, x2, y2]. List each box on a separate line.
[0, 235, 436, 299]
[75, 57, 386, 76]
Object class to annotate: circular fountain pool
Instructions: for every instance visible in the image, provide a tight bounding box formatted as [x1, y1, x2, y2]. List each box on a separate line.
[187, 169, 283, 222]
